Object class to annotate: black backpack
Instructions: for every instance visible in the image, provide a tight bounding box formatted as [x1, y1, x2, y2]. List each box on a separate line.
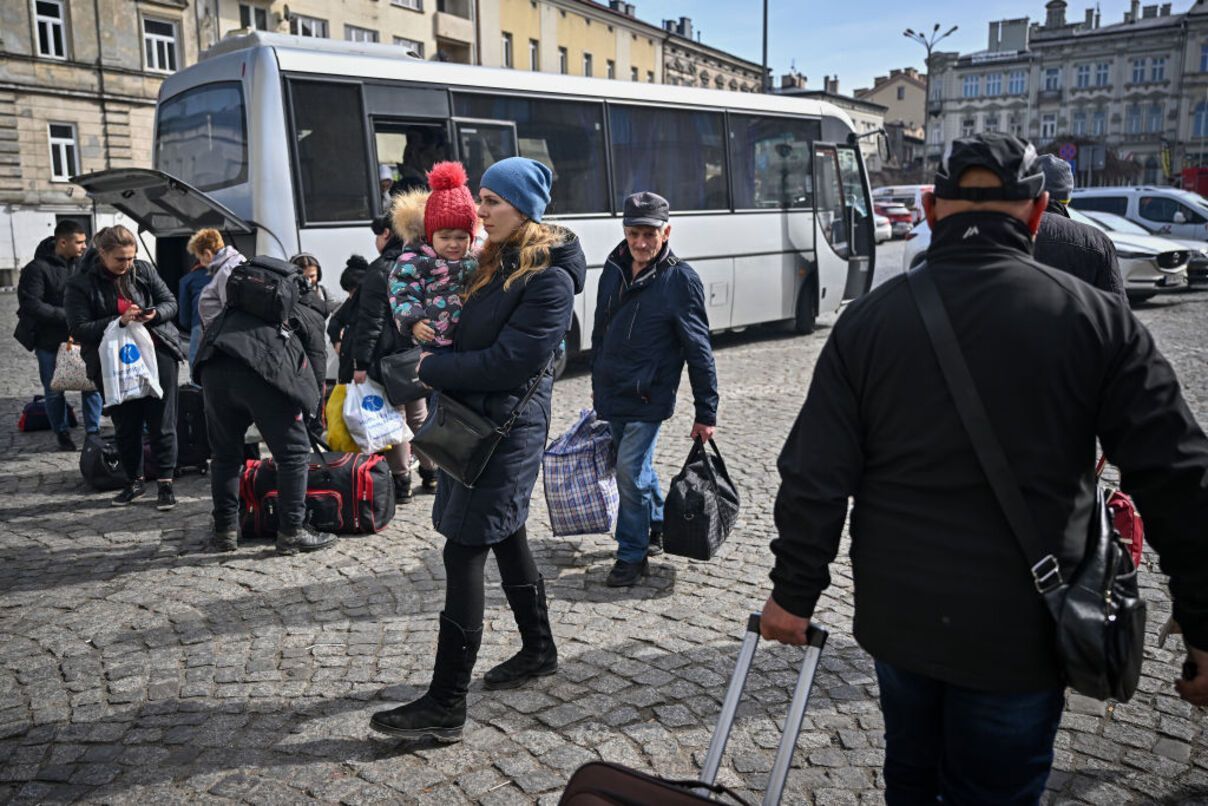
[226, 256, 302, 324]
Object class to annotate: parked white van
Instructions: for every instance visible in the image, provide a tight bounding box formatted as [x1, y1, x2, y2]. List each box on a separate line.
[1069, 186, 1208, 241]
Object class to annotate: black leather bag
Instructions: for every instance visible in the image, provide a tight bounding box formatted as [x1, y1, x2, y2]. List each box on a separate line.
[378, 346, 426, 406]
[908, 265, 1145, 702]
[80, 433, 127, 491]
[664, 437, 741, 561]
[412, 358, 551, 488]
[226, 256, 302, 325]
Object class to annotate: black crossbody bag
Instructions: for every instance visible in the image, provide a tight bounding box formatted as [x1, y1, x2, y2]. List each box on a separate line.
[907, 264, 1145, 702]
[412, 356, 553, 488]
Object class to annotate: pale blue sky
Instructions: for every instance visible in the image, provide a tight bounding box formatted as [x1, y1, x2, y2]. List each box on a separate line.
[628, 0, 1190, 93]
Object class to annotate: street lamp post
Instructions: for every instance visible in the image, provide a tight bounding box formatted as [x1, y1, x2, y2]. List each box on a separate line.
[905, 24, 958, 181]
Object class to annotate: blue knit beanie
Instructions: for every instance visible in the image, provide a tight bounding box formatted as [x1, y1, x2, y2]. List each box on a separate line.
[480, 157, 553, 222]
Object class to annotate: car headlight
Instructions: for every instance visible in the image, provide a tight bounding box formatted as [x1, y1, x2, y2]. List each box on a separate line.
[1115, 249, 1153, 259]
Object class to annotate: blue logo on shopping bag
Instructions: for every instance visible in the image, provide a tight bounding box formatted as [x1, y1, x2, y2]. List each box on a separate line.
[119, 344, 141, 364]
[362, 395, 385, 412]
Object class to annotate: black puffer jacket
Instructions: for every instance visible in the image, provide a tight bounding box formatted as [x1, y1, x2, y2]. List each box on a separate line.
[349, 237, 408, 382]
[1034, 201, 1127, 302]
[64, 252, 184, 390]
[16, 237, 76, 352]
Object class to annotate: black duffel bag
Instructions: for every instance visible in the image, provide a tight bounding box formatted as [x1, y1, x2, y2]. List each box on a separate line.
[663, 437, 740, 561]
[226, 256, 302, 325]
[80, 433, 127, 491]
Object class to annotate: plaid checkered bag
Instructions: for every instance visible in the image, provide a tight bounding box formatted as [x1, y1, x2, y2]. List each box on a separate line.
[543, 409, 618, 536]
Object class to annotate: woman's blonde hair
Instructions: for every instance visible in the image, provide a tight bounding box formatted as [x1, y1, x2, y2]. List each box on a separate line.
[468, 220, 559, 297]
[186, 228, 224, 258]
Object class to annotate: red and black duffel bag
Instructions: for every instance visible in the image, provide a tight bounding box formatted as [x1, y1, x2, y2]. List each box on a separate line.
[239, 437, 395, 537]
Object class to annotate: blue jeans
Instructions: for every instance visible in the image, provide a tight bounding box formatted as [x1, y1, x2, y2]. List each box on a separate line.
[35, 348, 102, 434]
[875, 661, 1064, 806]
[610, 419, 664, 564]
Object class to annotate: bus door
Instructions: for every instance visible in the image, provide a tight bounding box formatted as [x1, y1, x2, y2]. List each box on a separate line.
[812, 144, 854, 310]
[836, 145, 874, 300]
[454, 120, 518, 191]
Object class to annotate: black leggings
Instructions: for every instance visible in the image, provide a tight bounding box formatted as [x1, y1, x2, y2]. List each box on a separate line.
[443, 526, 539, 630]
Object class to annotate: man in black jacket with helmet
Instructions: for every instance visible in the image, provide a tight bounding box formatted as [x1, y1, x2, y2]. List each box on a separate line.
[195, 256, 336, 556]
[761, 133, 1208, 803]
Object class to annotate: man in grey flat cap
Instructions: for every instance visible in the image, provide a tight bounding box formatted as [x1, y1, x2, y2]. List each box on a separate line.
[1033, 154, 1126, 301]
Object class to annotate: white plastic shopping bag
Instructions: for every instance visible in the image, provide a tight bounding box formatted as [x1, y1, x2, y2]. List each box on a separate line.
[99, 320, 162, 405]
[343, 378, 412, 454]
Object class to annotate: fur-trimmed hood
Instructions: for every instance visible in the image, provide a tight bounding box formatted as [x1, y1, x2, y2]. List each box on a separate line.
[389, 188, 430, 245]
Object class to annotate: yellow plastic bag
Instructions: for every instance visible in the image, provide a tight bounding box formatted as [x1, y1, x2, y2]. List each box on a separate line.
[325, 384, 358, 453]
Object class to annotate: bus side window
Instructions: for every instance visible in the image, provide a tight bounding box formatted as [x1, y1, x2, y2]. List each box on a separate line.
[452, 94, 609, 216]
[374, 121, 453, 201]
[290, 80, 373, 223]
[729, 114, 821, 210]
[609, 105, 727, 212]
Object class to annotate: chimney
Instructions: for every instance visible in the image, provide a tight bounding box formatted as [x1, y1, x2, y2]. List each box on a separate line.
[1045, 0, 1068, 27]
[824, 75, 840, 94]
[1084, 7, 1095, 26]
[609, 0, 623, 10]
[988, 19, 1001, 50]
[1129, 0, 1140, 22]
[1142, 4, 1158, 18]
[678, 16, 693, 40]
[1160, 2, 1172, 14]
[626, 3, 635, 16]
[662, 19, 675, 32]
[781, 72, 806, 90]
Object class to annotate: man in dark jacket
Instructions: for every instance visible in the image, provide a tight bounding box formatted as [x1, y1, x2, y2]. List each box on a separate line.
[591, 192, 719, 587]
[1033, 154, 1127, 301]
[761, 133, 1208, 803]
[16, 220, 100, 449]
[194, 256, 336, 556]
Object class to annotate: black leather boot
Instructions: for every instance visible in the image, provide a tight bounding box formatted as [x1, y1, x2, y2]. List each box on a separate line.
[370, 613, 482, 742]
[483, 577, 558, 690]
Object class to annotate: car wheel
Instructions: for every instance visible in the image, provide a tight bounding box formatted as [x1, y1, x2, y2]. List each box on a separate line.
[794, 274, 818, 335]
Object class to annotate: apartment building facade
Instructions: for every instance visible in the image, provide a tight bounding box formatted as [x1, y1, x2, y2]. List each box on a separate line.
[660, 16, 762, 92]
[929, 0, 1208, 186]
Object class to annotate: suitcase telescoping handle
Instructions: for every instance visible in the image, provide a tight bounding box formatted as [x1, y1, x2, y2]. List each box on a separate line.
[698, 613, 828, 806]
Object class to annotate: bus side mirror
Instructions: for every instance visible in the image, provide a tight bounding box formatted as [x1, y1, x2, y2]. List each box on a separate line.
[879, 133, 891, 164]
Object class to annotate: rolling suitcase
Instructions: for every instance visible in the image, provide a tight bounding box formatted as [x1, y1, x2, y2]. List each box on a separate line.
[560, 615, 829, 805]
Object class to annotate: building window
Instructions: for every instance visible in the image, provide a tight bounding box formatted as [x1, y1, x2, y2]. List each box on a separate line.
[1095, 62, 1110, 86]
[34, 0, 67, 59]
[1151, 56, 1166, 82]
[1092, 108, 1106, 136]
[1076, 64, 1090, 88]
[1010, 118, 1023, 137]
[392, 0, 421, 7]
[558, 47, 568, 74]
[528, 39, 539, 70]
[930, 124, 942, 144]
[897, 86, 906, 100]
[345, 25, 378, 43]
[1131, 58, 1145, 83]
[1008, 70, 1026, 95]
[986, 73, 1002, 96]
[962, 74, 980, 98]
[393, 36, 423, 57]
[631, 65, 639, 81]
[1148, 103, 1163, 133]
[583, 52, 592, 76]
[1043, 68, 1060, 91]
[961, 118, 976, 137]
[239, 4, 267, 30]
[143, 18, 178, 73]
[502, 32, 513, 68]
[1202, 44, 1208, 72]
[290, 14, 327, 38]
[1126, 105, 1141, 134]
[1072, 110, 1087, 136]
[647, 70, 654, 83]
[1040, 113, 1056, 140]
[1195, 102, 1208, 137]
[607, 59, 615, 79]
[48, 123, 77, 182]
[984, 114, 999, 133]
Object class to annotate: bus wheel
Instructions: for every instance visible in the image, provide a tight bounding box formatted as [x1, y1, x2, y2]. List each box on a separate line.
[794, 275, 818, 335]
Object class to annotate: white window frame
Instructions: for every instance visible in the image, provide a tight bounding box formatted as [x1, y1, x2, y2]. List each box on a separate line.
[48, 122, 78, 182]
[1040, 113, 1057, 140]
[646, 70, 654, 83]
[984, 115, 999, 133]
[986, 72, 1002, 96]
[1076, 64, 1090, 88]
[607, 59, 615, 80]
[393, 36, 423, 57]
[1072, 111, 1087, 136]
[1131, 58, 1146, 83]
[344, 25, 378, 43]
[1151, 56, 1166, 82]
[558, 47, 568, 74]
[34, 0, 67, 59]
[630, 65, 639, 81]
[1147, 103, 1163, 133]
[1202, 44, 1208, 73]
[502, 32, 513, 68]
[962, 74, 980, 98]
[1092, 109, 1106, 136]
[528, 39, 539, 70]
[239, 3, 268, 30]
[1043, 68, 1060, 91]
[1007, 70, 1026, 95]
[1095, 62, 1110, 86]
[1126, 105, 1142, 134]
[391, 0, 422, 9]
[142, 17, 178, 73]
[290, 14, 328, 38]
[583, 52, 592, 77]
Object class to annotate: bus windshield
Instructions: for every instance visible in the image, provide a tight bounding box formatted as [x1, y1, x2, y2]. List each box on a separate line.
[155, 82, 248, 191]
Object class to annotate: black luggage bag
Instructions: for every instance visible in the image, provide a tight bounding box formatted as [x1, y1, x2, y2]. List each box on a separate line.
[239, 436, 395, 537]
[560, 615, 829, 805]
[80, 433, 127, 491]
[663, 438, 741, 561]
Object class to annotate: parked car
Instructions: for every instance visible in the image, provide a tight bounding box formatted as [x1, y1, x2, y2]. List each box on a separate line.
[1069, 186, 1208, 242]
[873, 184, 933, 224]
[901, 210, 1189, 303]
[1080, 209, 1208, 284]
[874, 202, 914, 237]
[874, 214, 892, 244]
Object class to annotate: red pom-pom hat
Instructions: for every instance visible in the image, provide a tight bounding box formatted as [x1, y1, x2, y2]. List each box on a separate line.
[424, 161, 478, 243]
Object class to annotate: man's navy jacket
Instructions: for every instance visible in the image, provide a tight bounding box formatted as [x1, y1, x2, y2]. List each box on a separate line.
[590, 241, 718, 427]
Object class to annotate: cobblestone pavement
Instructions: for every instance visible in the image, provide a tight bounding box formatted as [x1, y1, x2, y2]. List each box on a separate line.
[1, 245, 1206, 805]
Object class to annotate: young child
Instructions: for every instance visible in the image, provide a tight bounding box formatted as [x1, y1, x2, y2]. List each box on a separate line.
[389, 161, 479, 349]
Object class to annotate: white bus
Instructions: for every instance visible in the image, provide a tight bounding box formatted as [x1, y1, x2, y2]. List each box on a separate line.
[74, 33, 879, 371]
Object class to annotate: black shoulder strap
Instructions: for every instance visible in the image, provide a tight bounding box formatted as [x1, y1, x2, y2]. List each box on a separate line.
[498, 354, 555, 436]
[905, 264, 1063, 595]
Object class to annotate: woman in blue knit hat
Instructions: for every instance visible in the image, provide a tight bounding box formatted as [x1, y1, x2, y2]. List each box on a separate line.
[372, 157, 588, 743]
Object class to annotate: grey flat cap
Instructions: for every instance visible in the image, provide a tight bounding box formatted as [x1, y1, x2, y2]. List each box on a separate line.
[623, 192, 670, 227]
[1036, 154, 1074, 201]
